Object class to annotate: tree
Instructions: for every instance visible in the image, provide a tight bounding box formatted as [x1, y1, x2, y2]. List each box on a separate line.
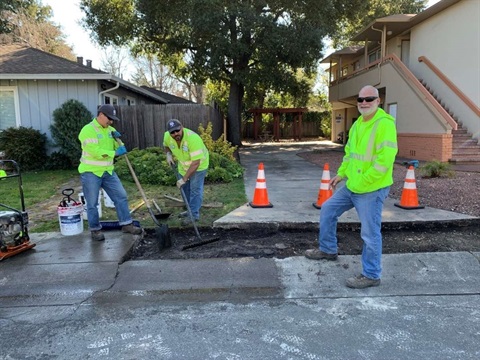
[0, 0, 75, 60]
[330, 0, 427, 48]
[80, 0, 361, 146]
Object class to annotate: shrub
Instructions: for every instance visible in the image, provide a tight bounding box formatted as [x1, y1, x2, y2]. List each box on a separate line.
[50, 99, 93, 167]
[44, 151, 75, 170]
[420, 160, 454, 178]
[115, 147, 243, 185]
[0, 127, 48, 171]
[198, 122, 237, 161]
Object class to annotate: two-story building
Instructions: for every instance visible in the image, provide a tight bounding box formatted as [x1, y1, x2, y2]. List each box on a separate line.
[321, 0, 480, 164]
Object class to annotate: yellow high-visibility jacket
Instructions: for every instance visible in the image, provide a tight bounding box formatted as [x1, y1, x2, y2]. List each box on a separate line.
[78, 119, 120, 177]
[337, 108, 398, 194]
[163, 128, 209, 176]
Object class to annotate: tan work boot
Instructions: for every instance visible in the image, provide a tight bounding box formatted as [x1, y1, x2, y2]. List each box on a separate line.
[346, 274, 381, 289]
[91, 230, 105, 241]
[121, 224, 142, 235]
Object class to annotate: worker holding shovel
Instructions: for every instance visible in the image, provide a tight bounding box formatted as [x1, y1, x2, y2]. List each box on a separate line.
[78, 104, 142, 241]
[163, 119, 209, 225]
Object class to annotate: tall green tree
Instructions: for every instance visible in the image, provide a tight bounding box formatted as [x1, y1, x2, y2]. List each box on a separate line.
[80, 0, 362, 146]
[330, 0, 427, 48]
[0, 0, 75, 60]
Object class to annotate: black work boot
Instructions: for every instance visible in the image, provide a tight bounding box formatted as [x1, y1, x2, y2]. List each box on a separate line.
[304, 249, 338, 261]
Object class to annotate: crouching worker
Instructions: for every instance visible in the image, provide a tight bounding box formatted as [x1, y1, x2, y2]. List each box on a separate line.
[163, 119, 209, 225]
[78, 104, 142, 241]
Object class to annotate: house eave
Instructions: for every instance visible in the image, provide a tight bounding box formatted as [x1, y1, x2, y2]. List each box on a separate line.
[0, 73, 169, 104]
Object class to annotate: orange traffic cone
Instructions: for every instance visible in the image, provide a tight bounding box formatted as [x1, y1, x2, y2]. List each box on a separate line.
[394, 165, 425, 210]
[249, 162, 273, 208]
[313, 163, 333, 209]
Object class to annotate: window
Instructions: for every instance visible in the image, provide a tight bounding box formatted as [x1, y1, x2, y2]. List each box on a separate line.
[104, 95, 118, 105]
[342, 66, 348, 76]
[0, 87, 20, 131]
[388, 103, 397, 120]
[368, 49, 380, 64]
[126, 97, 136, 106]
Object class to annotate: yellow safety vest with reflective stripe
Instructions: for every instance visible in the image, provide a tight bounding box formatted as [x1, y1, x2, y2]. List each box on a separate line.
[78, 118, 119, 177]
[163, 128, 209, 176]
[337, 108, 398, 194]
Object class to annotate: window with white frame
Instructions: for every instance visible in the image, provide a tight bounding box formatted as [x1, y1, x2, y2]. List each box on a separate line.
[104, 95, 118, 105]
[0, 87, 20, 131]
[126, 97, 136, 106]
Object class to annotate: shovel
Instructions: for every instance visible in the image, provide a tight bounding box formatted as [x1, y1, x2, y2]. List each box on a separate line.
[170, 164, 220, 250]
[115, 136, 171, 250]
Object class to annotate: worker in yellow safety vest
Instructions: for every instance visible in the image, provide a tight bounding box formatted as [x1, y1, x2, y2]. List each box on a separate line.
[163, 119, 209, 224]
[78, 104, 142, 241]
[305, 85, 398, 289]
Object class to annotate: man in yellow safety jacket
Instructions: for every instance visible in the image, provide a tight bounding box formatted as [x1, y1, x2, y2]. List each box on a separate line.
[78, 104, 142, 241]
[163, 119, 209, 224]
[305, 85, 398, 289]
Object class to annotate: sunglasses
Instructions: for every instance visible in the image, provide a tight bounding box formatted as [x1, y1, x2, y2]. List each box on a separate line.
[170, 129, 181, 135]
[357, 96, 378, 103]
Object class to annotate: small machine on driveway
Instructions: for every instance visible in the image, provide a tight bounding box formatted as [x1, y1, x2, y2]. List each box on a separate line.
[0, 160, 36, 260]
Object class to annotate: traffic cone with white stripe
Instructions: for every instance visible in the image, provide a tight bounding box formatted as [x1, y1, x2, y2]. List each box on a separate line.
[313, 163, 333, 209]
[249, 162, 273, 208]
[394, 165, 424, 210]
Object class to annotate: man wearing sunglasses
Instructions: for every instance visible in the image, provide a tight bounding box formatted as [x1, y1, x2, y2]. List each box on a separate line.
[163, 119, 209, 224]
[78, 104, 143, 241]
[305, 85, 398, 289]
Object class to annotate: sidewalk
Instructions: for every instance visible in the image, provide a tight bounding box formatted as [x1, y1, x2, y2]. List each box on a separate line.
[2, 140, 479, 307]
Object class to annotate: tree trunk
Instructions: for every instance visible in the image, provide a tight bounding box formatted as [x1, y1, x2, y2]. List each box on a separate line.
[227, 81, 244, 146]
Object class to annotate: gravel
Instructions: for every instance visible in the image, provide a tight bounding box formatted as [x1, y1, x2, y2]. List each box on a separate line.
[298, 149, 480, 218]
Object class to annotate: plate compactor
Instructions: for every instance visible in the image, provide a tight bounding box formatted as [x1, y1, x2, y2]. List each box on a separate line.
[0, 160, 35, 260]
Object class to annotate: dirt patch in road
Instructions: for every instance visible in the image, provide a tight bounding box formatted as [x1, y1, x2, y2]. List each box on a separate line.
[127, 149, 480, 261]
[126, 224, 480, 261]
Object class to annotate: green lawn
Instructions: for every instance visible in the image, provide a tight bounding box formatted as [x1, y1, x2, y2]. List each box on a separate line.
[0, 169, 248, 233]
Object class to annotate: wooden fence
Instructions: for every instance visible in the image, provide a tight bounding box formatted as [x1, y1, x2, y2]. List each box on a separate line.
[114, 103, 224, 150]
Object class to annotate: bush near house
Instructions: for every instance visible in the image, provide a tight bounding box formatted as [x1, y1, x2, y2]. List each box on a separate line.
[0, 127, 48, 171]
[50, 99, 93, 168]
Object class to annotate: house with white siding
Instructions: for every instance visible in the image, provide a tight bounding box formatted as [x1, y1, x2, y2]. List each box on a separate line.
[0, 44, 168, 143]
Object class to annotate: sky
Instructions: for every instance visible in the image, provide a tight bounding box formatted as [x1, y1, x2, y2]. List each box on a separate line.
[42, 0, 442, 82]
[42, 0, 103, 71]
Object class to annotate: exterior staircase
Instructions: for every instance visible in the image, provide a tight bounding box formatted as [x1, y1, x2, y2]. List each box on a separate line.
[420, 80, 480, 165]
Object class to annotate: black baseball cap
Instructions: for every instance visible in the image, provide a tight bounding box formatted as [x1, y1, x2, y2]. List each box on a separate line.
[167, 119, 182, 132]
[98, 104, 120, 121]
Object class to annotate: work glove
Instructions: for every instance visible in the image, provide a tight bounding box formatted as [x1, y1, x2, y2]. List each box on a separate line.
[166, 152, 175, 166]
[176, 178, 186, 189]
[115, 145, 127, 156]
[111, 131, 121, 139]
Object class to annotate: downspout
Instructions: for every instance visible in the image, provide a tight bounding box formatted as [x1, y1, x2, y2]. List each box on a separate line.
[371, 26, 385, 86]
[98, 81, 120, 104]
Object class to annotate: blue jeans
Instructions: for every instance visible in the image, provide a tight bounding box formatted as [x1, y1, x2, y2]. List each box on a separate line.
[180, 170, 207, 220]
[80, 171, 133, 231]
[319, 185, 390, 280]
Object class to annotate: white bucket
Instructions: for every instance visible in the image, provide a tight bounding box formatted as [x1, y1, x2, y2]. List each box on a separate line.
[58, 204, 84, 236]
[78, 192, 102, 220]
[103, 189, 115, 208]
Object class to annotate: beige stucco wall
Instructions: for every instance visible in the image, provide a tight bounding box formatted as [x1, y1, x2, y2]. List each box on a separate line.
[408, 0, 480, 140]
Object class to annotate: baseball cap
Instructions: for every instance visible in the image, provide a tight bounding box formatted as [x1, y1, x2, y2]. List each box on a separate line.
[167, 119, 182, 133]
[98, 104, 120, 121]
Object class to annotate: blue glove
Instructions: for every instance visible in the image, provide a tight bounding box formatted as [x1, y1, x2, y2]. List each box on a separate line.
[111, 131, 121, 139]
[115, 145, 127, 156]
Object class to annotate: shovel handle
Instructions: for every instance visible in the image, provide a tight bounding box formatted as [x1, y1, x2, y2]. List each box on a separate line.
[114, 138, 149, 207]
